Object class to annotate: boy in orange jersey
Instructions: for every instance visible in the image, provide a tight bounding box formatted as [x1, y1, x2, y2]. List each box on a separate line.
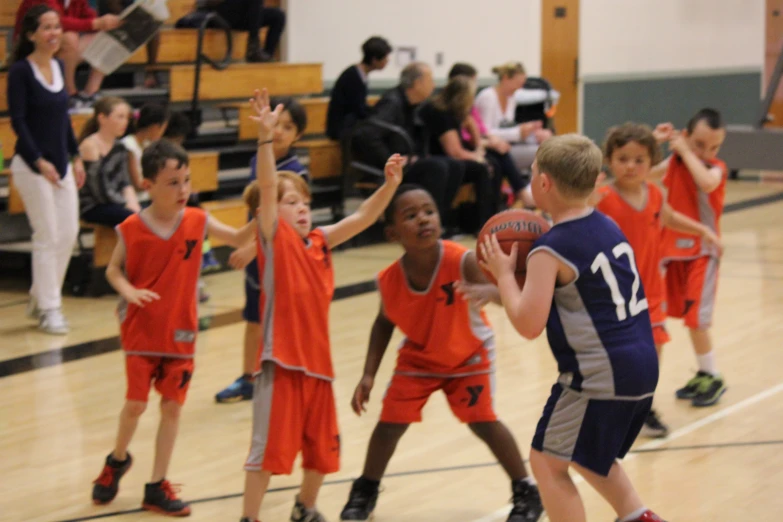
[652, 109, 728, 407]
[339, 185, 543, 522]
[240, 89, 403, 522]
[593, 123, 721, 437]
[91, 140, 256, 516]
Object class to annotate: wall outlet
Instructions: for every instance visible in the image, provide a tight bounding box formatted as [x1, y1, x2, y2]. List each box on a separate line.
[435, 52, 444, 66]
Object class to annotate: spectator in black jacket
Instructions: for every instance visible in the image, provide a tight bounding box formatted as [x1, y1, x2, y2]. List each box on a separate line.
[326, 36, 392, 141]
[352, 62, 434, 168]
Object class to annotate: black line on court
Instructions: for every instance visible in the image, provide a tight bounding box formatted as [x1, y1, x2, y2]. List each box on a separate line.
[53, 439, 783, 522]
[3, 190, 783, 380]
[0, 282, 373, 379]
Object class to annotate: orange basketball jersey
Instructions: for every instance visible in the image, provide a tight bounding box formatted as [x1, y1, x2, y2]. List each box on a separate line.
[596, 182, 666, 326]
[661, 154, 727, 259]
[256, 219, 335, 380]
[377, 240, 494, 377]
[118, 207, 207, 358]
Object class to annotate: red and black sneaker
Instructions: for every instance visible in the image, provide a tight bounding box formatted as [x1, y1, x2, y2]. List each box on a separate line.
[626, 510, 667, 522]
[92, 452, 133, 505]
[142, 479, 191, 517]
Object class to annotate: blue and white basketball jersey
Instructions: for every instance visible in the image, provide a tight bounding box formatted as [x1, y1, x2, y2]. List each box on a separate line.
[529, 210, 659, 399]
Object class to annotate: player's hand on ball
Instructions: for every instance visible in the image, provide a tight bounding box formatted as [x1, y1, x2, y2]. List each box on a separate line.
[351, 375, 374, 416]
[384, 154, 405, 188]
[124, 288, 160, 307]
[479, 233, 518, 280]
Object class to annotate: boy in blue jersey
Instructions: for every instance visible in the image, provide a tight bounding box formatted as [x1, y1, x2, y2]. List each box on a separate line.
[479, 135, 665, 522]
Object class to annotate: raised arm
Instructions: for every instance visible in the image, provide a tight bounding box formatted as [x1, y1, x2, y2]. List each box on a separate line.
[321, 154, 403, 248]
[350, 304, 396, 415]
[248, 89, 284, 242]
[669, 132, 723, 193]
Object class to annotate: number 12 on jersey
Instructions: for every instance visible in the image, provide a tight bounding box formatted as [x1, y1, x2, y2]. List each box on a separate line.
[591, 242, 648, 321]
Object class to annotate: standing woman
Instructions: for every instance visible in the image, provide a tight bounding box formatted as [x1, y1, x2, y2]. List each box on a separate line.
[8, 4, 86, 335]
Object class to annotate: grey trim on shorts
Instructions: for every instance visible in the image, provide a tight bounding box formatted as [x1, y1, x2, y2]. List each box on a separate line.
[541, 387, 589, 461]
[698, 256, 720, 328]
[245, 361, 276, 470]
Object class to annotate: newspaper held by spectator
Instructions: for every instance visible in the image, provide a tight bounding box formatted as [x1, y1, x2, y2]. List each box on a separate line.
[83, 0, 169, 76]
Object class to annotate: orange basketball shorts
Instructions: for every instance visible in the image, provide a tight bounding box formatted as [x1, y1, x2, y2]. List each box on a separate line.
[380, 371, 497, 424]
[244, 362, 340, 475]
[125, 355, 194, 405]
[647, 296, 670, 346]
[664, 256, 720, 330]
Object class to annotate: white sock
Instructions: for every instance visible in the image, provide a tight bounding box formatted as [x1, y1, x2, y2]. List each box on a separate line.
[523, 476, 535, 486]
[619, 507, 648, 522]
[696, 352, 718, 376]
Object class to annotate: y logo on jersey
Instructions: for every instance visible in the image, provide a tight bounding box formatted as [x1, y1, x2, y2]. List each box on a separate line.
[184, 239, 198, 260]
[439, 282, 456, 305]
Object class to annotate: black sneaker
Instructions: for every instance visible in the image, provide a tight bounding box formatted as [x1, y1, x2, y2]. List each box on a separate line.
[508, 480, 544, 521]
[291, 495, 328, 522]
[142, 479, 191, 517]
[640, 409, 669, 438]
[92, 452, 133, 504]
[675, 371, 712, 399]
[692, 374, 727, 407]
[340, 478, 379, 521]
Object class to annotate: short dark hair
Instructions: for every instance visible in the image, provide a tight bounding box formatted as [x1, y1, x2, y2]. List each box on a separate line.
[141, 140, 189, 180]
[449, 62, 477, 80]
[361, 36, 392, 65]
[686, 108, 724, 133]
[163, 112, 192, 141]
[384, 183, 431, 224]
[137, 104, 170, 130]
[271, 96, 307, 135]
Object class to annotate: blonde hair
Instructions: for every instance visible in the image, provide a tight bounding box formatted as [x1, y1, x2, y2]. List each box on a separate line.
[535, 134, 603, 198]
[432, 75, 475, 122]
[243, 171, 311, 213]
[78, 96, 129, 143]
[491, 62, 525, 80]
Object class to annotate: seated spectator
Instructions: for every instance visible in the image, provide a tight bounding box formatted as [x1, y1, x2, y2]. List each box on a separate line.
[349, 62, 463, 227]
[98, 0, 160, 87]
[418, 76, 502, 230]
[214, 96, 308, 404]
[78, 97, 140, 227]
[351, 61, 434, 169]
[197, 0, 286, 62]
[121, 103, 170, 201]
[474, 62, 552, 173]
[450, 62, 534, 207]
[326, 36, 392, 141]
[162, 111, 192, 145]
[14, 0, 122, 109]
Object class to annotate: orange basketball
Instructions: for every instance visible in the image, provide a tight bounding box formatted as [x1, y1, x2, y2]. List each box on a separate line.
[476, 209, 551, 286]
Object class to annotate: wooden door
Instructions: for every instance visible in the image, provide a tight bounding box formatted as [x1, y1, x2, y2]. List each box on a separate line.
[541, 0, 580, 134]
[766, 0, 783, 127]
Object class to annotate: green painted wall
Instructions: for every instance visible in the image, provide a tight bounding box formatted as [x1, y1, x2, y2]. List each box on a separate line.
[582, 71, 762, 143]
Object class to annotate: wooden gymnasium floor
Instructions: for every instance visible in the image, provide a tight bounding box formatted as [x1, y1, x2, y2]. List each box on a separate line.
[2, 179, 783, 522]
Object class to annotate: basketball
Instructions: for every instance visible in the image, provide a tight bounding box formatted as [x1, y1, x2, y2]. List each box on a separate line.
[476, 209, 551, 286]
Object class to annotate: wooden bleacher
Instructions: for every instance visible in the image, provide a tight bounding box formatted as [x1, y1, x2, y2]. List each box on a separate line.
[0, 1, 17, 28]
[127, 28, 267, 65]
[0, 31, 7, 64]
[169, 62, 323, 102]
